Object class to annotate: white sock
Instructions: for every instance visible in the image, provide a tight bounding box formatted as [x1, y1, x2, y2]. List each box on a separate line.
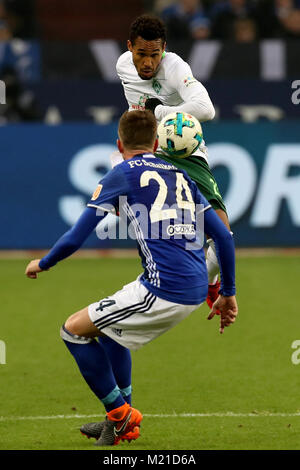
[206, 239, 219, 285]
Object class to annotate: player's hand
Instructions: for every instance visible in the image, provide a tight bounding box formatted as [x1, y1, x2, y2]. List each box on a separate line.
[25, 259, 44, 279]
[207, 295, 238, 334]
[144, 98, 162, 114]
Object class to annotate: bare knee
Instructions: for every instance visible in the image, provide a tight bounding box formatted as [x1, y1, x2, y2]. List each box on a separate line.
[64, 313, 81, 335]
[63, 308, 103, 338]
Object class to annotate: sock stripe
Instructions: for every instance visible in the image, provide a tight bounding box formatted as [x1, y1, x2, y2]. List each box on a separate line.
[101, 385, 122, 406]
[120, 385, 132, 397]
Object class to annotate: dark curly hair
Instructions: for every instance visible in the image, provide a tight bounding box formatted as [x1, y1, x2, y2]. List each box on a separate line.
[129, 14, 167, 45]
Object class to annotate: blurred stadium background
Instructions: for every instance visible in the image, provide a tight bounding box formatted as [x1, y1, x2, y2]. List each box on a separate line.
[0, 0, 299, 251]
[1, 0, 300, 452]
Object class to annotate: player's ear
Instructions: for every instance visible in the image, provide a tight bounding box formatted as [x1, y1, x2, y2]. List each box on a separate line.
[127, 40, 133, 52]
[117, 139, 124, 154]
[153, 138, 159, 153]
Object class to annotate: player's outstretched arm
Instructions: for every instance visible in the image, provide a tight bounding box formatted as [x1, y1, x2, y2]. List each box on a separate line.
[203, 207, 238, 334]
[25, 207, 105, 279]
[154, 61, 215, 123]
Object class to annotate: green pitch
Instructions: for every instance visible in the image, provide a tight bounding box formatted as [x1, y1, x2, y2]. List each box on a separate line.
[1, 255, 300, 450]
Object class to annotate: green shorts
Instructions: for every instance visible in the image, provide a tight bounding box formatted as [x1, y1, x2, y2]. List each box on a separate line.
[155, 151, 227, 213]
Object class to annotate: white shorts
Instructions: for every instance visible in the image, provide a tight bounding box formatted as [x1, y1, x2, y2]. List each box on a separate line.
[88, 278, 201, 350]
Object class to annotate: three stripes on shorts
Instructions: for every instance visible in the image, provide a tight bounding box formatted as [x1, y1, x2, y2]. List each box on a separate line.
[93, 291, 157, 330]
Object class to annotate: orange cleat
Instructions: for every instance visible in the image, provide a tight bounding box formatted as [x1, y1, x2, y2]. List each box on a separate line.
[94, 403, 143, 446]
[80, 419, 141, 442]
[121, 426, 140, 443]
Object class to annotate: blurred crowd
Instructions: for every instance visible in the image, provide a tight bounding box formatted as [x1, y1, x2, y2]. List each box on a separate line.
[0, 0, 36, 39]
[0, 0, 299, 124]
[154, 0, 300, 41]
[0, 0, 299, 41]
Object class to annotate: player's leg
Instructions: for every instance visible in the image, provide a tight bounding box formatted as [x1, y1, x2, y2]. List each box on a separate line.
[100, 336, 132, 404]
[62, 308, 126, 413]
[64, 307, 102, 337]
[65, 309, 132, 403]
[81, 278, 203, 443]
[61, 307, 141, 446]
[79, 337, 133, 442]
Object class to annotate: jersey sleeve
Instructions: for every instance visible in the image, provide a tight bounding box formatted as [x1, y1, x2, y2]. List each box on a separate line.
[203, 209, 236, 297]
[191, 176, 235, 296]
[190, 179, 212, 214]
[155, 57, 215, 123]
[39, 207, 105, 270]
[87, 165, 129, 214]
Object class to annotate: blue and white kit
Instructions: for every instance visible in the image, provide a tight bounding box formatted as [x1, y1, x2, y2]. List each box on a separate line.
[39, 153, 235, 349]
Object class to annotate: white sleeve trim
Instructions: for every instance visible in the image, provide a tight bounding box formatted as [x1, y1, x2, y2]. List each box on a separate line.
[197, 204, 212, 215]
[87, 204, 116, 214]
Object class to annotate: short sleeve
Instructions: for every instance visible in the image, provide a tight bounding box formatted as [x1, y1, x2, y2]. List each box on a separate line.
[87, 165, 129, 214]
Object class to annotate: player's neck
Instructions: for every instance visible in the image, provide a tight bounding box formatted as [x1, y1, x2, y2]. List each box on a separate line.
[122, 149, 153, 161]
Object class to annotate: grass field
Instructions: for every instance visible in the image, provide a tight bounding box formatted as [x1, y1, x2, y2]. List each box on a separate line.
[1, 254, 300, 450]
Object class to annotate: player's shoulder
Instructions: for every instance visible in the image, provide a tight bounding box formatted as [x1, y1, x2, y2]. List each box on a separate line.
[116, 51, 132, 73]
[164, 51, 187, 65]
[160, 52, 190, 74]
[101, 160, 129, 185]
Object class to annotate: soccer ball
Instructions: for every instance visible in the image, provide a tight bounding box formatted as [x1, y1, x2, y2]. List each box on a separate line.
[157, 112, 203, 158]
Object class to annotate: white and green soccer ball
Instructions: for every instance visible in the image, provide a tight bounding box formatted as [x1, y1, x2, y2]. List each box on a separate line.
[157, 112, 203, 159]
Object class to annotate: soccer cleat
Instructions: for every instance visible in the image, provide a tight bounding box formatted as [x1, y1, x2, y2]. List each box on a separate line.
[80, 419, 140, 442]
[94, 403, 142, 446]
[80, 420, 106, 440]
[206, 279, 221, 314]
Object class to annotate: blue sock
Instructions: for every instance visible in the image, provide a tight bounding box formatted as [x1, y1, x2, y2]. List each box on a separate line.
[100, 336, 132, 405]
[61, 325, 125, 412]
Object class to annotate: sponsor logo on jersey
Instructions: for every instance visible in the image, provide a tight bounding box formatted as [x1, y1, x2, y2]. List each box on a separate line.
[167, 224, 196, 236]
[132, 94, 151, 110]
[132, 105, 146, 110]
[138, 94, 150, 107]
[91, 184, 103, 201]
[183, 76, 197, 87]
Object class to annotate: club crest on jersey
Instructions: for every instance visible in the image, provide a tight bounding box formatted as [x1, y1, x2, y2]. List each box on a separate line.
[91, 184, 103, 201]
[152, 79, 161, 94]
[183, 76, 197, 87]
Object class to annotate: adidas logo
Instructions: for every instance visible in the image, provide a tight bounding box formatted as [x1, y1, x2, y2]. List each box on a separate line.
[112, 328, 123, 337]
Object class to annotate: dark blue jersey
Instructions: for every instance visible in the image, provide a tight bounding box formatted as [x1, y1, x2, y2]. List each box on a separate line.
[87, 153, 211, 304]
[40, 152, 235, 304]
